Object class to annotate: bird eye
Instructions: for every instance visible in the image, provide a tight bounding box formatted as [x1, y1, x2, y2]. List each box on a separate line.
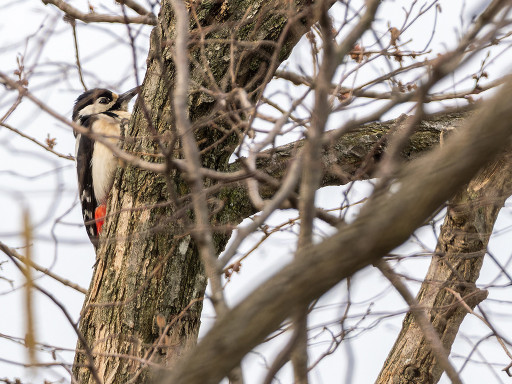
[98, 97, 110, 104]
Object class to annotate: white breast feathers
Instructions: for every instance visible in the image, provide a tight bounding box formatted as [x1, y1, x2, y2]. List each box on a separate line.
[90, 113, 128, 204]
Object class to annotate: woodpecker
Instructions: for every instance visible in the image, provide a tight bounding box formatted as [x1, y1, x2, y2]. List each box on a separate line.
[73, 87, 139, 246]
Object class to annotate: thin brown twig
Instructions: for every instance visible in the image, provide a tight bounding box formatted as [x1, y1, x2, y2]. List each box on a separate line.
[33, 283, 104, 384]
[169, 0, 228, 315]
[1, 122, 74, 160]
[0, 356, 71, 369]
[115, 0, 151, 16]
[0, 95, 22, 125]
[276, 70, 512, 103]
[69, 18, 87, 91]
[446, 288, 512, 364]
[41, 0, 156, 25]
[0, 241, 87, 295]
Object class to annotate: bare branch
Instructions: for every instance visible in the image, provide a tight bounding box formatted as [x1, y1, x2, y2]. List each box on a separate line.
[169, 0, 227, 315]
[447, 288, 512, 364]
[115, 0, 151, 16]
[1, 122, 74, 161]
[41, 0, 156, 25]
[0, 241, 87, 294]
[65, 16, 88, 91]
[276, 70, 512, 103]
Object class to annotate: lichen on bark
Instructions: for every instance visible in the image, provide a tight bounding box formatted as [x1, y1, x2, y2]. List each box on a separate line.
[72, 1, 316, 383]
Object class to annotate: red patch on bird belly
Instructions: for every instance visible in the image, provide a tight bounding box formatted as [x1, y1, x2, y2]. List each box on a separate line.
[95, 204, 107, 234]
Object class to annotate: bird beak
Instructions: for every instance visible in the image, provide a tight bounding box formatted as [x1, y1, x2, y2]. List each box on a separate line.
[118, 86, 141, 106]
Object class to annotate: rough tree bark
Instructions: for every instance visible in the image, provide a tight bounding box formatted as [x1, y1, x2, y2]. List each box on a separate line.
[73, 1, 316, 383]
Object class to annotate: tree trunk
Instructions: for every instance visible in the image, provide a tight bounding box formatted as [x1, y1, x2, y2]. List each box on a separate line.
[72, 1, 314, 383]
[376, 153, 512, 384]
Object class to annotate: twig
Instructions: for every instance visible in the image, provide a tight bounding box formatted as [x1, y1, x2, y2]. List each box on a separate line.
[0, 356, 71, 368]
[0, 241, 87, 294]
[41, 0, 156, 25]
[0, 95, 22, 125]
[169, 0, 228, 315]
[446, 287, 512, 374]
[66, 16, 88, 91]
[276, 70, 512, 103]
[1, 122, 74, 160]
[22, 209, 36, 366]
[115, 0, 151, 16]
[33, 283, 103, 384]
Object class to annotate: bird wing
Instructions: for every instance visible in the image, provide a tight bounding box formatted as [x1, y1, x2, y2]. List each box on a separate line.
[76, 132, 99, 244]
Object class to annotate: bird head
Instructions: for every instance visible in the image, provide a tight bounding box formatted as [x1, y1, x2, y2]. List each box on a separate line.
[72, 86, 140, 123]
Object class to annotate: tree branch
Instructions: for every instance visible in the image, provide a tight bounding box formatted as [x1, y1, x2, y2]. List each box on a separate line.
[115, 0, 151, 16]
[217, 107, 472, 234]
[0, 242, 87, 295]
[42, 0, 156, 25]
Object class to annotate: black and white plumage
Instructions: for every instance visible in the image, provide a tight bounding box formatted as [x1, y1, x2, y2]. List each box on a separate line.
[72, 87, 139, 245]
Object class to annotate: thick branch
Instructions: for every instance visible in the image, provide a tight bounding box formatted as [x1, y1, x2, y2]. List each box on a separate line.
[220, 108, 472, 226]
